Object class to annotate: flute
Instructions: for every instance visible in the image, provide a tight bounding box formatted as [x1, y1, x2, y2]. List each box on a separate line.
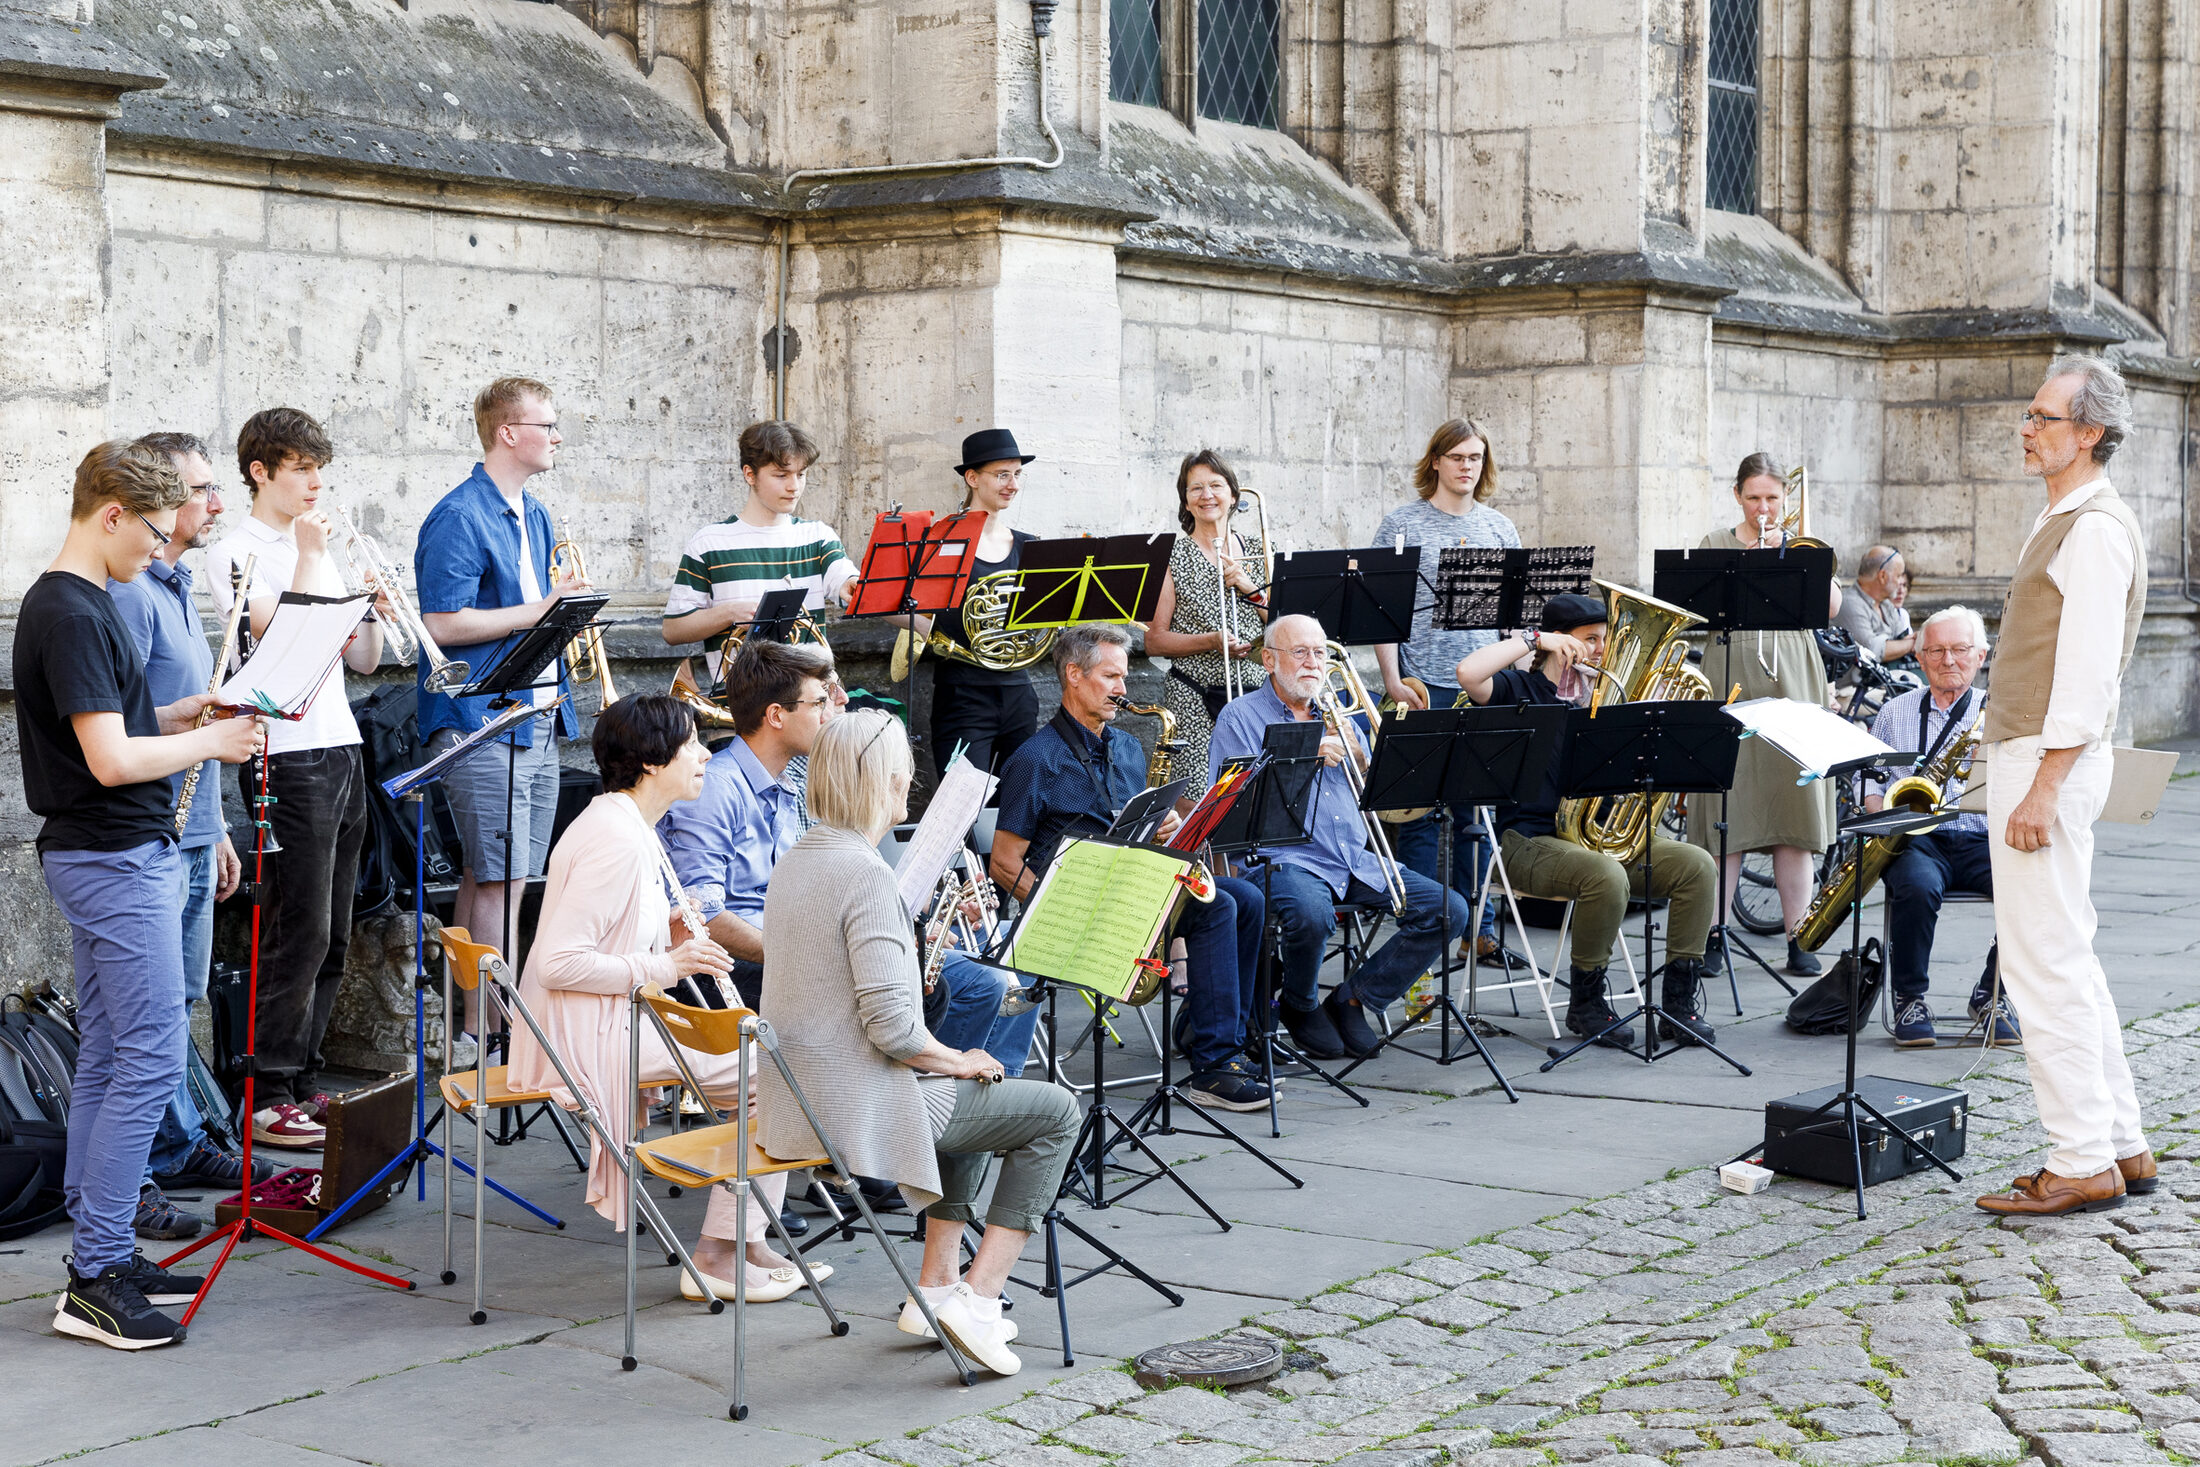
[176, 554, 256, 832]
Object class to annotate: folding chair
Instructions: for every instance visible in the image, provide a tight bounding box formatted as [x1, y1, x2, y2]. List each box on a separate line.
[1876, 891, 1994, 1036]
[432, 929, 726, 1344]
[630, 989, 979, 1419]
[1451, 809, 1642, 1039]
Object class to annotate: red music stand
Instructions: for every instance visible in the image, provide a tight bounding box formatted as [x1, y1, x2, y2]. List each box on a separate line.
[846, 506, 988, 740]
[162, 753, 415, 1323]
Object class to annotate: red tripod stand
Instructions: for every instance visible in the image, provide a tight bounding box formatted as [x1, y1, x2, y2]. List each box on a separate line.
[161, 753, 415, 1322]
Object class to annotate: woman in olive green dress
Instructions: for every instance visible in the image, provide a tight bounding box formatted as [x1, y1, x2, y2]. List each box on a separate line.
[1685, 452, 1844, 976]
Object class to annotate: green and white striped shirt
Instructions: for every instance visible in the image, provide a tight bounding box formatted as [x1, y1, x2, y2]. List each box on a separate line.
[664, 514, 858, 672]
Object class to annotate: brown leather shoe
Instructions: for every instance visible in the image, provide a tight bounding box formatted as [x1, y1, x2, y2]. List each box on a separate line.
[1977, 1166, 2126, 1216]
[2118, 1150, 2160, 1195]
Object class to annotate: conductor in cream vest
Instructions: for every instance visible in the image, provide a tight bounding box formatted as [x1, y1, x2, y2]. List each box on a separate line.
[1975, 355, 2154, 1219]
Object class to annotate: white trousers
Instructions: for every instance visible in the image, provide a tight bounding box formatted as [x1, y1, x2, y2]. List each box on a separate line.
[1985, 736, 2146, 1178]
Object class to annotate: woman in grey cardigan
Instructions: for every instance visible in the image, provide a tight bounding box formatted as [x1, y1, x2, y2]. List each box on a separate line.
[756, 710, 1078, 1378]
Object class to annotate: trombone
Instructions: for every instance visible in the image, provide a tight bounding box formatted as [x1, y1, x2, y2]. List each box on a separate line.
[551, 519, 617, 707]
[327, 501, 470, 693]
[1213, 487, 1273, 702]
[1313, 642, 1408, 915]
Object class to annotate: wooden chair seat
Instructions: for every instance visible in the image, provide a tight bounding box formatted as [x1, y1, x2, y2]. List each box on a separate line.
[438, 1064, 556, 1115]
[633, 1119, 827, 1189]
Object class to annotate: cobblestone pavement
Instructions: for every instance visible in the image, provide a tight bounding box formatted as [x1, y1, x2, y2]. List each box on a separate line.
[842, 1006, 2200, 1467]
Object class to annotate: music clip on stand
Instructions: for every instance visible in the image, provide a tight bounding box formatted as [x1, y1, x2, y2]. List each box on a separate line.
[308, 699, 574, 1246]
[1537, 701, 1754, 1076]
[1654, 546, 1837, 1009]
[161, 742, 417, 1319]
[1727, 780, 1963, 1220]
[1336, 704, 1567, 1099]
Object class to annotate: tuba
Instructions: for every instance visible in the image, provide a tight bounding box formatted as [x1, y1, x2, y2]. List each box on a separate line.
[1792, 716, 1980, 951]
[1552, 580, 1713, 866]
[551, 519, 617, 708]
[1111, 695, 1182, 786]
[892, 570, 1059, 681]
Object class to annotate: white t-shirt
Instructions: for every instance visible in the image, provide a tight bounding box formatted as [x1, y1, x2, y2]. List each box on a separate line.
[206, 515, 364, 756]
[512, 500, 556, 709]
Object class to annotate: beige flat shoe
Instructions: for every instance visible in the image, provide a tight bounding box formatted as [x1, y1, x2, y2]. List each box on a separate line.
[680, 1264, 819, 1303]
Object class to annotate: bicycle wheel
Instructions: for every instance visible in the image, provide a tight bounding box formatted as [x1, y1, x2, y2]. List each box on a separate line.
[1730, 851, 1786, 935]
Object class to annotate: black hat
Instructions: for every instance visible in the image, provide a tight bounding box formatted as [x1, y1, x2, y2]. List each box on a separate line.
[955, 428, 1036, 476]
[1539, 592, 1608, 633]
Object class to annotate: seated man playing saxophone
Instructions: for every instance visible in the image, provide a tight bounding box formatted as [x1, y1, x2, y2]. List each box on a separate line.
[1456, 594, 1719, 1049]
[1862, 605, 2014, 1048]
[991, 623, 1270, 1111]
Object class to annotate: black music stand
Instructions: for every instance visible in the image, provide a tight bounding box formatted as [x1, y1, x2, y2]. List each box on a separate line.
[846, 506, 987, 746]
[1655, 546, 1837, 1007]
[1727, 788, 1961, 1219]
[1337, 704, 1567, 1095]
[1208, 724, 1371, 1136]
[1268, 545, 1419, 644]
[1003, 533, 1174, 630]
[1537, 701, 1753, 1074]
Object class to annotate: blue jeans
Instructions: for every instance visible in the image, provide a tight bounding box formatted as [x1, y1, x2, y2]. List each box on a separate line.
[1884, 829, 1993, 1000]
[1391, 806, 1499, 945]
[1261, 862, 1469, 1013]
[1175, 875, 1263, 1074]
[42, 839, 188, 1274]
[146, 842, 219, 1179]
[932, 953, 1043, 1077]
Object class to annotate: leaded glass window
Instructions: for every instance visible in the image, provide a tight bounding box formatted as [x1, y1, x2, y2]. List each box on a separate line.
[1707, 0, 1760, 214]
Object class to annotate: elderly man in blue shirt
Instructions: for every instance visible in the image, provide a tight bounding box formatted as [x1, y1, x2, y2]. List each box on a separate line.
[108, 432, 270, 1239]
[1209, 614, 1471, 1063]
[415, 377, 588, 1058]
[992, 624, 1269, 1112]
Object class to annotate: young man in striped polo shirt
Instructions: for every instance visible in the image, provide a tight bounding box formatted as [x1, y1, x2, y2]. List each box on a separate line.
[660, 421, 857, 683]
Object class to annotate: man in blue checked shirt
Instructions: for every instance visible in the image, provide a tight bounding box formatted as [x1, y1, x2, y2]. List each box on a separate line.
[1864, 605, 2014, 1049]
[1208, 614, 1471, 1065]
[415, 376, 587, 1059]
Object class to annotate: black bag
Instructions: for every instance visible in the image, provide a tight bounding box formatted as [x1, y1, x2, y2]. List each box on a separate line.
[351, 685, 461, 910]
[0, 1018, 70, 1238]
[1784, 938, 1886, 1035]
[1166, 665, 1229, 724]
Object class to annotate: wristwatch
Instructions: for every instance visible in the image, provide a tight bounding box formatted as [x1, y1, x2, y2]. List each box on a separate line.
[1519, 629, 1540, 651]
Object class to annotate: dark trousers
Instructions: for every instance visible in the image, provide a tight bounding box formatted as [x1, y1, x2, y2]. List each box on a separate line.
[1263, 864, 1470, 1012]
[929, 675, 1039, 781]
[1176, 875, 1264, 1074]
[249, 746, 367, 1107]
[1884, 829, 1993, 1000]
[1390, 807, 1499, 944]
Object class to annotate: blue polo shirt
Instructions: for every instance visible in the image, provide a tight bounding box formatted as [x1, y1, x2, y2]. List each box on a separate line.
[657, 735, 803, 929]
[412, 464, 578, 748]
[1207, 682, 1387, 898]
[107, 558, 224, 850]
[994, 707, 1147, 883]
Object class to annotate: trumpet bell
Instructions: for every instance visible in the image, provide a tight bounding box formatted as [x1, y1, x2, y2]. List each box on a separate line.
[423, 658, 472, 694]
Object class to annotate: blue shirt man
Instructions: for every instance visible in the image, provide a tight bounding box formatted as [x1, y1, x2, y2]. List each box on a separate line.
[1206, 680, 1389, 898]
[659, 735, 804, 934]
[992, 707, 1147, 888]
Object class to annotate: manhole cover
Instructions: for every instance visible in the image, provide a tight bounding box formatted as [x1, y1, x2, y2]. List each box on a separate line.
[1132, 1336, 1284, 1390]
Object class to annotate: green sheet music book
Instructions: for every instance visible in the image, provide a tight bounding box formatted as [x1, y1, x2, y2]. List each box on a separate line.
[1004, 838, 1191, 1002]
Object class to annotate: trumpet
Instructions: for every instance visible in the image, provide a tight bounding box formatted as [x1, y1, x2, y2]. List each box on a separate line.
[551, 519, 616, 708]
[176, 553, 256, 832]
[327, 502, 470, 693]
[1314, 642, 1408, 915]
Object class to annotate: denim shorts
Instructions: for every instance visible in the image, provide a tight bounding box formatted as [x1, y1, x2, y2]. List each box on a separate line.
[428, 727, 561, 881]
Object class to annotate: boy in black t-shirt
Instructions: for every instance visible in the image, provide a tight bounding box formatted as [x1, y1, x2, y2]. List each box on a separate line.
[1457, 593, 1719, 1050]
[15, 441, 263, 1350]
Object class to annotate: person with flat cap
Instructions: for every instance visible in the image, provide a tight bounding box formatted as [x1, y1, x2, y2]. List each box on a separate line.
[901, 428, 1044, 777]
[1455, 592, 1721, 1050]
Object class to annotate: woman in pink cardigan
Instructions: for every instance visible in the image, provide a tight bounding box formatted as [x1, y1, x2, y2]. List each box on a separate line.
[506, 695, 818, 1303]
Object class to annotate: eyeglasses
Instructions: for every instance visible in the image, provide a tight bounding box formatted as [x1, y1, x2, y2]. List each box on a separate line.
[1920, 645, 1978, 661]
[2019, 411, 2071, 428]
[1273, 646, 1326, 664]
[511, 421, 560, 433]
[134, 511, 172, 547]
[1438, 451, 1482, 468]
[786, 695, 832, 712]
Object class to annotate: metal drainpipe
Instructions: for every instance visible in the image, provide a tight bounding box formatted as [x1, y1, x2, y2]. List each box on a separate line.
[771, 0, 1066, 419]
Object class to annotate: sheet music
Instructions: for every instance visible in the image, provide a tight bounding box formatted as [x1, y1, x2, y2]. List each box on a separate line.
[895, 753, 998, 911]
[215, 593, 370, 718]
[1005, 840, 1186, 1001]
[1723, 698, 1894, 783]
[384, 698, 563, 800]
[1433, 545, 1595, 630]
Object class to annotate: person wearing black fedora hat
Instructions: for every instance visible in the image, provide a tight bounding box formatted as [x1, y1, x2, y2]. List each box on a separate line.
[1455, 592, 1721, 1051]
[902, 428, 1044, 778]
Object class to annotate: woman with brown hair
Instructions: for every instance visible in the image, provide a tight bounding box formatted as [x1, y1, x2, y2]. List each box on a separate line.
[1374, 417, 1522, 967]
[1140, 449, 1270, 781]
[1684, 452, 1843, 977]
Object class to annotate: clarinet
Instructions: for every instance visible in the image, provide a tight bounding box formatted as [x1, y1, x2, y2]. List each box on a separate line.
[176, 554, 257, 832]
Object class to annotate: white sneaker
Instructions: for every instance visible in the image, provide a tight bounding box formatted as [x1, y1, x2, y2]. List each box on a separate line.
[933, 1282, 1022, 1376]
[898, 1288, 1018, 1341]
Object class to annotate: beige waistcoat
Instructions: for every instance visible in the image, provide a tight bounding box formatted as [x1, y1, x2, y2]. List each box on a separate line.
[1980, 483, 2146, 744]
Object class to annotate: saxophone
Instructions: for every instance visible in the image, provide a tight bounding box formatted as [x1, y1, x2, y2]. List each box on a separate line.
[1110, 695, 1182, 785]
[1792, 715, 1980, 952]
[1552, 580, 1713, 865]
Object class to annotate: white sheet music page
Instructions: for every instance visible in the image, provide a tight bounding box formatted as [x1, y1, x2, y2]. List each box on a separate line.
[1723, 697, 1895, 783]
[896, 752, 998, 911]
[215, 593, 370, 718]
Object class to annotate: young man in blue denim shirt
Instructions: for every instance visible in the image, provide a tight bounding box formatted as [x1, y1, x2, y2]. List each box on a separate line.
[415, 377, 586, 1056]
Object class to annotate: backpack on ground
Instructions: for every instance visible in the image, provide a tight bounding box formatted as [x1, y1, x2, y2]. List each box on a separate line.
[1784, 938, 1886, 1036]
